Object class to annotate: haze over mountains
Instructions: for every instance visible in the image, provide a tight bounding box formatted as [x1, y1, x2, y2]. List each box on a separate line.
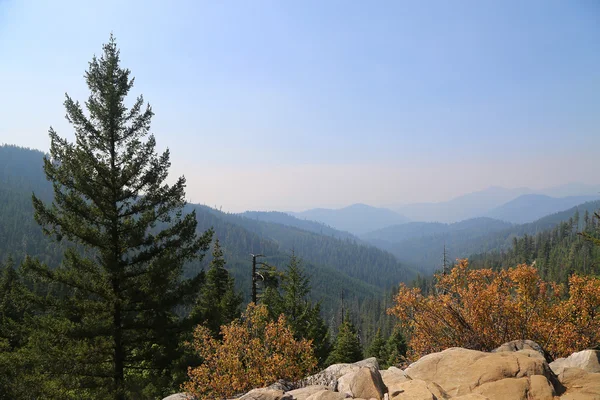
[3, 144, 600, 284]
[288, 185, 600, 236]
[290, 204, 409, 235]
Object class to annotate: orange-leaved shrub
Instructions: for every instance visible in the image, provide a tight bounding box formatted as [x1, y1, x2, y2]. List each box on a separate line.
[183, 303, 317, 399]
[388, 259, 600, 360]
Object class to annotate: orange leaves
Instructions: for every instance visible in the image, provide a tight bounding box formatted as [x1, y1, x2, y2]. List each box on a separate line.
[388, 259, 600, 360]
[184, 303, 317, 400]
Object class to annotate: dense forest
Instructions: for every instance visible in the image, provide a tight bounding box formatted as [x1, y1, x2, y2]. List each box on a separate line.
[470, 208, 600, 283]
[0, 143, 409, 341]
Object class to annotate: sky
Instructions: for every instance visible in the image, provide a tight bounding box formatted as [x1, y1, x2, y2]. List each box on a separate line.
[1, 0, 599, 212]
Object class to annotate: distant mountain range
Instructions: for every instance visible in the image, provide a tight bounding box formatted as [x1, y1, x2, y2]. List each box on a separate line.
[484, 194, 600, 224]
[287, 186, 600, 234]
[360, 201, 600, 273]
[392, 186, 532, 223]
[290, 203, 410, 235]
[392, 185, 600, 223]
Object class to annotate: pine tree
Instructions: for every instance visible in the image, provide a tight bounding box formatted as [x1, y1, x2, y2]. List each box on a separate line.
[262, 253, 331, 365]
[383, 327, 407, 367]
[194, 239, 242, 335]
[0, 258, 43, 399]
[326, 314, 363, 365]
[366, 328, 386, 366]
[24, 35, 213, 399]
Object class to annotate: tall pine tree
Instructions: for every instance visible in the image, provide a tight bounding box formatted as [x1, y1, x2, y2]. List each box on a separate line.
[194, 239, 242, 335]
[262, 253, 331, 365]
[24, 35, 213, 399]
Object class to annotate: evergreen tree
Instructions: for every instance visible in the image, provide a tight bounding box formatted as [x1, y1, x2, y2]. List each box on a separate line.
[383, 327, 407, 367]
[23, 35, 213, 399]
[326, 314, 363, 365]
[262, 253, 331, 365]
[0, 258, 45, 399]
[366, 328, 386, 366]
[194, 239, 242, 335]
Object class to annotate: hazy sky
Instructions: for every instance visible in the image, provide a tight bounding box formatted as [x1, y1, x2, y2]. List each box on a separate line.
[1, 1, 599, 212]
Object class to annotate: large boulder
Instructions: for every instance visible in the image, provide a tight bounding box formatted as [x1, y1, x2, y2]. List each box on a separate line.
[557, 367, 600, 400]
[380, 367, 411, 388]
[304, 390, 346, 400]
[550, 349, 600, 375]
[337, 367, 386, 399]
[285, 386, 330, 400]
[492, 340, 551, 363]
[162, 394, 191, 400]
[387, 379, 448, 400]
[238, 388, 293, 400]
[471, 376, 555, 400]
[403, 347, 557, 397]
[302, 357, 380, 390]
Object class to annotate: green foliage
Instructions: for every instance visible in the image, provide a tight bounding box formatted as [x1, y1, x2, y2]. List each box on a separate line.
[365, 326, 407, 368]
[21, 35, 213, 399]
[366, 328, 386, 365]
[326, 314, 363, 365]
[470, 209, 600, 282]
[193, 239, 242, 336]
[383, 327, 407, 367]
[262, 253, 332, 365]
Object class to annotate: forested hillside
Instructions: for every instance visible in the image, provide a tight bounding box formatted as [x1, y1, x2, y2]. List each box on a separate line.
[484, 193, 600, 223]
[0, 145, 413, 320]
[363, 203, 600, 273]
[362, 217, 513, 272]
[239, 211, 356, 240]
[470, 208, 600, 283]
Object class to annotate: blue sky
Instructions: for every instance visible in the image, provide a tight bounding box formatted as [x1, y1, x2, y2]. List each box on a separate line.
[1, 0, 599, 211]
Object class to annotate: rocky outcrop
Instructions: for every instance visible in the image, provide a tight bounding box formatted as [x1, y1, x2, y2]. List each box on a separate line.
[285, 386, 330, 400]
[491, 339, 552, 363]
[164, 342, 600, 400]
[550, 349, 600, 375]
[403, 347, 556, 398]
[301, 357, 380, 390]
[337, 367, 386, 399]
[557, 367, 600, 400]
[162, 394, 191, 400]
[238, 388, 293, 400]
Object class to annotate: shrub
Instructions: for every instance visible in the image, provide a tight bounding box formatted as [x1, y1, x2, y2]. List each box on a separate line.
[184, 303, 317, 399]
[388, 259, 600, 360]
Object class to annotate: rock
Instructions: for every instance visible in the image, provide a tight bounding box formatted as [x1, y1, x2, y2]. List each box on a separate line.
[451, 395, 490, 400]
[269, 380, 298, 392]
[473, 377, 543, 400]
[302, 357, 380, 390]
[529, 374, 556, 399]
[550, 349, 600, 375]
[558, 367, 600, 400]
[403, 347, 556, 397]
[285, 386, 330, 400]
[492, 339, 551, 363]
[304, 390, 346, 400]
[387, 379, 448, 400]
[238, 388, 293, 400]
[337, 367, 386, 400]
[380, 367, 411, 388]
[162, 394, 191, 400]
